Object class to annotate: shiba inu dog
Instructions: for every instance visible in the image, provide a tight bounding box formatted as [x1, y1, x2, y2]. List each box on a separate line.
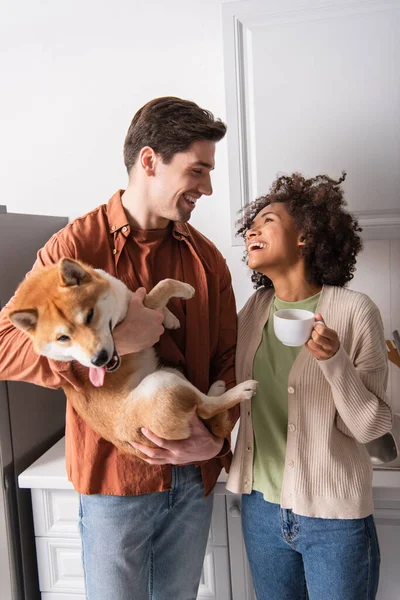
[9, 258, 257, 458]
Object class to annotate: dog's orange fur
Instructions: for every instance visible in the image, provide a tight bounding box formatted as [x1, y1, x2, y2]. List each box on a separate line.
[9, 259, 257, 460]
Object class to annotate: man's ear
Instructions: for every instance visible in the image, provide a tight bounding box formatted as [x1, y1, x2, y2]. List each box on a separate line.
[139, 146, 157, 175]
[59, 258, 91, 287]
[9, 309, 38, 332]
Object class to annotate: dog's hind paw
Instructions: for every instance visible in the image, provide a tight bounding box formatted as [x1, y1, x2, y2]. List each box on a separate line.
[208, 380, 226, 397]
[163, 308, 181, 329]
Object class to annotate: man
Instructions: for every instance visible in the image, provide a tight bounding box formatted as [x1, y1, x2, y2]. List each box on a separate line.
[0, 97, 237, 599]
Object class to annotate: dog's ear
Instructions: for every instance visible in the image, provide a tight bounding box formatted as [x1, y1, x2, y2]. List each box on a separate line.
[59, 258, 91, 287]
[9, 309, 38, 332]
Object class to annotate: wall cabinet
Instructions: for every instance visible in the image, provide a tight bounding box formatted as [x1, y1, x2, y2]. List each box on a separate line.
[222, 0, 400, 243]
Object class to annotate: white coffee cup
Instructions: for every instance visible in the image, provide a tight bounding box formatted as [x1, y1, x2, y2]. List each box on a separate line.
[273, 309, 324, 347]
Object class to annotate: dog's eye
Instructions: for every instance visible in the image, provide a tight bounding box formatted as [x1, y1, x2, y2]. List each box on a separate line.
[57, 335, 70, 342]
[86, 309, 94, 325]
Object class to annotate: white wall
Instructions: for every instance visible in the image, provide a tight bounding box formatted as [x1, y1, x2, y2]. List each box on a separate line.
[1, 0, 398, 409]
[0, 0, 231, 244]
[0, 0, 254, 317]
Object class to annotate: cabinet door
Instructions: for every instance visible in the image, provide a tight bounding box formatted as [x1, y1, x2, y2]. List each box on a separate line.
[198, 546, 231, 600]
[35, 537, 84, 595]
[223, 0, 400, 242]
[226, 495, 256, 600]
[375, 504, 400, 600]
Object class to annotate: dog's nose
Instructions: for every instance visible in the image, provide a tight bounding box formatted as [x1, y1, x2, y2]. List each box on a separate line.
[91, 349, 109, 367]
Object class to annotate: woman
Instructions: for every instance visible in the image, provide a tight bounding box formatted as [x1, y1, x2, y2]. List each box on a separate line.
[226, 173, 392, 600]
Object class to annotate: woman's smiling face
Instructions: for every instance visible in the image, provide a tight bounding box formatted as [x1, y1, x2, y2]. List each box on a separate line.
[245, 202, 304, 275]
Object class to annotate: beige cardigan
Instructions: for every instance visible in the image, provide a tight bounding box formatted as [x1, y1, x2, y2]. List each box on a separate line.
[226, 285, 392, 518]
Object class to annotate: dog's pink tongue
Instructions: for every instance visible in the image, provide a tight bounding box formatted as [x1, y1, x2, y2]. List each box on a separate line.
[89, 367, 106, 387]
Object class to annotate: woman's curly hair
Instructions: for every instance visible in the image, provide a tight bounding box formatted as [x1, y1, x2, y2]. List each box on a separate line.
[236, 172, 363, 289]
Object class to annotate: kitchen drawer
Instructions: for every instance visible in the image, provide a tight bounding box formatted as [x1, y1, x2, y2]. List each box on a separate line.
[32, 488, 80, 538]
[36, 537, 84, 594]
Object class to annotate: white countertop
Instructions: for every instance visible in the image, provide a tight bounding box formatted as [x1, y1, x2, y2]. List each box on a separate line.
[19, 437, 74, 490]
[18, 437, 400, 492]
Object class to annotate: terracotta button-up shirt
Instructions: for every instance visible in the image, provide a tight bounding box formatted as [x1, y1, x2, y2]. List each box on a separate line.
[0, 191, 238, 496]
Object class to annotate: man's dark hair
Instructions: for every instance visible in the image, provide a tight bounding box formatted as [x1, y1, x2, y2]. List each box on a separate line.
[123, 96, 227, 174]
[236, 172, 363, 289]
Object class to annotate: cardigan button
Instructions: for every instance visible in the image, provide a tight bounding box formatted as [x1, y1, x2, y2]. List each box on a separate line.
[288, 423, 296, 432]
[288, 386, 295, 394]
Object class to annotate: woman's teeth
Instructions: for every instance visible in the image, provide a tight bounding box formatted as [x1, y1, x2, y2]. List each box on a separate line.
[248, 242, 267, 251]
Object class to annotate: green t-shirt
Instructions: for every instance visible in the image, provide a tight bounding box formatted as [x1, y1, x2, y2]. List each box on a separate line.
[252, 292, 321, 503]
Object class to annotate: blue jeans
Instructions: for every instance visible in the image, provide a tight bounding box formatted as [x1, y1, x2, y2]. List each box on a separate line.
[242, 491, 380, 600]
[78, 465, 214, 600]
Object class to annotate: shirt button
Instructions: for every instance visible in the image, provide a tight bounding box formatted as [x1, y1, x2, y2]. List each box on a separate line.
[122, 226, 128, 233]
[288, 460, 294, 468]
[112, 249, 117, 255]
[288, 386, 295, 394]
[111, 225, 116, 231]
[288, 424, 296, 432]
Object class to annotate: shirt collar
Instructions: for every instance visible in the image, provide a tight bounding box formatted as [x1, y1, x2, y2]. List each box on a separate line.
[107, 190, 190, 239]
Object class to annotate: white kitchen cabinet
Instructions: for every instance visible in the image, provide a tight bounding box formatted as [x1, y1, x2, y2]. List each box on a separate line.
[28, 486, 230, 600]
[19, 438, 400, 599]
[225, 478, 400, 600]
[373, 484, 400, 600]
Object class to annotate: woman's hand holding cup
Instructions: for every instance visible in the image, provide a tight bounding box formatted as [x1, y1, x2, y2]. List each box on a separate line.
[305, 313, 340, 361]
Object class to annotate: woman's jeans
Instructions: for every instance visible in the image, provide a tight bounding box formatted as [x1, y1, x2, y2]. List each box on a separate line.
[242, 491, 380, 600]
[78, 465, 214, 600]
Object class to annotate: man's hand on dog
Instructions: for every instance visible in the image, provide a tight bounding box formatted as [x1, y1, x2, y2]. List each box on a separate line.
[129, 410, 224, 465]
[113, 288, 165, 355]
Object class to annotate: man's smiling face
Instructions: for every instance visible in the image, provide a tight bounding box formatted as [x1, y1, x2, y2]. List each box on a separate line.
[148, 139, 215, 227]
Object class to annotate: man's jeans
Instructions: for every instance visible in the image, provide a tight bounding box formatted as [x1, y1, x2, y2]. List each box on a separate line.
[78, 465, 214, 600]
[242, 490, 380, 600]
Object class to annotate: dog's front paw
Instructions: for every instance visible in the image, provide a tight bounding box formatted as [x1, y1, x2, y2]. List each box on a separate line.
[235, 380, 258, 402]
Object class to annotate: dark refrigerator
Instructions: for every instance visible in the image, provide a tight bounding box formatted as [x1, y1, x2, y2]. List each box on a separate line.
[0, 207, 68, 600]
